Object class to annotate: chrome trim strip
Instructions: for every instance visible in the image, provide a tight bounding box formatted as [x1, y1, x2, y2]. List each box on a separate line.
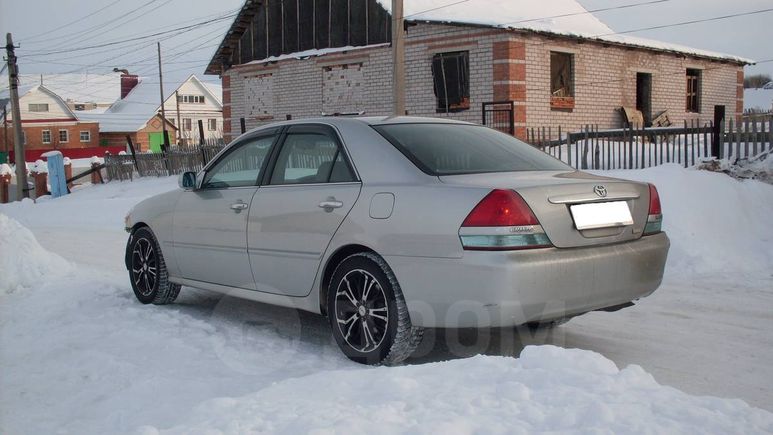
[548, 191, 640, 204]
[459, 225, 545, 236]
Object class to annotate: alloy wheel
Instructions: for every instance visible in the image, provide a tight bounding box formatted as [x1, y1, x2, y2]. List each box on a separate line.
[131, 237, 158, 297]
[334, 269, 389, 353]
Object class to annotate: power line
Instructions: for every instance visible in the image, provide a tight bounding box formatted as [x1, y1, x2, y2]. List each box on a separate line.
[21, 0, 162, 47]
[499, 0, 672, 26]
[22, 11, 235, 57]
[18, 0, 124, 42]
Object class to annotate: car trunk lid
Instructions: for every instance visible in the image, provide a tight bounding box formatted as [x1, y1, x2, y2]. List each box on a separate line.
[440, 171, 650, 248]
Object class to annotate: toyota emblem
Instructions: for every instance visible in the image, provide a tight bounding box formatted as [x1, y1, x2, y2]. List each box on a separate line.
[593, 185, 608, 198]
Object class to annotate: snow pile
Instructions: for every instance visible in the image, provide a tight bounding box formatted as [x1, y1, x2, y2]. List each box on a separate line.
[0, 163, 11, 176]
[596, 164, 773, 278]
[148, 346, 773, 434]
[696, 152, 773, 184]
[0, 214, 72, 294]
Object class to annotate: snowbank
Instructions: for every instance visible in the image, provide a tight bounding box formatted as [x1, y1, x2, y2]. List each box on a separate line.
[0, 214, 72, 294]
[147, 346, 773, 434]
[594, 164, 773, 279]
[696, 152, 773, 184]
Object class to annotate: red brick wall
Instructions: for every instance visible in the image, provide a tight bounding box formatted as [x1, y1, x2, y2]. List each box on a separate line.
[1, 121, 100, 151]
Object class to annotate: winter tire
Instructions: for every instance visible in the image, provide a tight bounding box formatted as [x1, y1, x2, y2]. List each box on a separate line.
[128, 226, 181, 305]
[328, 252, 423, 365]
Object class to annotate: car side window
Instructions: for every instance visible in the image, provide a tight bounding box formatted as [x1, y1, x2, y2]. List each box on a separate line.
[202, 135, 274, 189]
[269, 132, 355, 185]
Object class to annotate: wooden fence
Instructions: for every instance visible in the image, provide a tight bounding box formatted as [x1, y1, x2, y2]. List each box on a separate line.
[105, 145, 225, 181]
[528, 116, 772, 170]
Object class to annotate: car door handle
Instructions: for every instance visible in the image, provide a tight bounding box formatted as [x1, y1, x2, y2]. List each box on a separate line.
[318, 200, 344, 211]
[230, 202, 249, 212]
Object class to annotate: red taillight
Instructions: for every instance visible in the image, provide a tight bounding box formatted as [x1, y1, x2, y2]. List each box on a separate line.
[644, 183, 663, 235]
[648, 183, 662, 216]
[462, 189, 539, 227]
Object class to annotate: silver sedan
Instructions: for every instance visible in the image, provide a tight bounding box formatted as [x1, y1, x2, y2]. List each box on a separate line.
[124, 117, 669, 365]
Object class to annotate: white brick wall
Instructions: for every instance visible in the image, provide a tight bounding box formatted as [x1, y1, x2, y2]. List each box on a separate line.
[223, 22, 743, 140]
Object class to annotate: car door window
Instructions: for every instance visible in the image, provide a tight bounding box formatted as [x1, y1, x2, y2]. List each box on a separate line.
[202, 135, 274, 189]
[269, 132, 355, 185]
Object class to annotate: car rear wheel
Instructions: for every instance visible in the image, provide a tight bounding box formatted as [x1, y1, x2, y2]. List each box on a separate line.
[327, 252, 423, 365]
[128, 226, 180, 305]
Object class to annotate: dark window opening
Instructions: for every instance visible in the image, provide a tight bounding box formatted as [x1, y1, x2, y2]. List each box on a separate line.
[686, 68, 701, 113]
[431, 51, 470, 113]
[636, 72, 653, 125]
[550, 51, 575, 110]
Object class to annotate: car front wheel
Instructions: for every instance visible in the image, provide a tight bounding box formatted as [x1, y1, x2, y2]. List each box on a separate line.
[328, 252, 423, 365]
[128, 226, 180, 305]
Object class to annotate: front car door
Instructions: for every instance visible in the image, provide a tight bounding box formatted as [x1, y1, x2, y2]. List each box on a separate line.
[248, 124, 361, 296]
[173, 131, 277, 289]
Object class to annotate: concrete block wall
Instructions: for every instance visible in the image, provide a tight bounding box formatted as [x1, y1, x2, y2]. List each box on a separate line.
[220, 22, 744, 142]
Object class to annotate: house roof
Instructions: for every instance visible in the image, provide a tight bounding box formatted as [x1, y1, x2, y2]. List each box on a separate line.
[77, 77, 176, 132]
[0, 84, 79, 120]
[77, 74, 218, 133]
[206, 0, 751, 75]
[0, 73, 121, 105]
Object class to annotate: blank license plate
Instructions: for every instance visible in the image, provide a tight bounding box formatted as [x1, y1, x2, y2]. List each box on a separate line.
[570, 201, 634, 230]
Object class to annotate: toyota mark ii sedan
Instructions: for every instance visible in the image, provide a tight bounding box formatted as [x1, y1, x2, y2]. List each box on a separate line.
[124, 116, 669, 365]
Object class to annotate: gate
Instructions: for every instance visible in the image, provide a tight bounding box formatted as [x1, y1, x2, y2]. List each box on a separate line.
[482, 101, 515, 135]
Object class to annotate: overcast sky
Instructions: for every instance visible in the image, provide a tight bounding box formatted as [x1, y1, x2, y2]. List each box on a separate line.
[1, 0, 771, 87]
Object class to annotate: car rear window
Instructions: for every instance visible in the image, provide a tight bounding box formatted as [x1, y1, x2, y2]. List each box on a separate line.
[373, 123, 571, 175]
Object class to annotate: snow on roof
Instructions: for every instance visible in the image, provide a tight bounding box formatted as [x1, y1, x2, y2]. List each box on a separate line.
[375, 0, 752, 64]
[241, 43, 390, 66]
[744, 88, 773, 112]
[77, 77, 174, 132]
[0, 73, 121, 105]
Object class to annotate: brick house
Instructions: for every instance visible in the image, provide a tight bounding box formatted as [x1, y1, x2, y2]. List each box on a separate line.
[205, 0, 750, 142]
[1, 85, 100, 154]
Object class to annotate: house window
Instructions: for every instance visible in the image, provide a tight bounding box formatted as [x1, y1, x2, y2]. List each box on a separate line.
[208, 119, 217, 131]
[59, 129, 69, 143]
[550, 51, 575, 109]
[183, 118, 192, 131]
[42, 130, 52, 144]
[686, 68, 701, 113]
[179, 95, 205, 104]
[80, 131, 91, 143]
[431, 51, 470, 113]
[29, 103, 49, 112]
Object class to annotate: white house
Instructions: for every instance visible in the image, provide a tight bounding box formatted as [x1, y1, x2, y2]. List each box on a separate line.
[160, 75, 223, 144]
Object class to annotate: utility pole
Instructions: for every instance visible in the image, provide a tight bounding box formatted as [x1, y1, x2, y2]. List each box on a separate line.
[175, 90, 182, 144]
[392, 0, 405, 116]
[3, 107, 8, 155]
[5, 33, 28, 199]
[157, 42, 169, 151]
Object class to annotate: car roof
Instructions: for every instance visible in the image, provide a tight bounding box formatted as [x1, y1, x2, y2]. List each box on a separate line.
[245, 116, 477, 133]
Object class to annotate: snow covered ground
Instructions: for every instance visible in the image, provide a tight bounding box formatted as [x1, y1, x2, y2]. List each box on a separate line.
[1, 164, 772, 434]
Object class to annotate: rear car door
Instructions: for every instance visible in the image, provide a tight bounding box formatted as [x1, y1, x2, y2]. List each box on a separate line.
[173, 131, 277, 289]
[248, 124, 361, 296]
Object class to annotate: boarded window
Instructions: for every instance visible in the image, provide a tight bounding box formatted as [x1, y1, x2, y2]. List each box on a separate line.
[323, 64, 365, 115]
[29, 103, 49, 112]
[686, 69, 701, 113]
[431, 51, 470, 113]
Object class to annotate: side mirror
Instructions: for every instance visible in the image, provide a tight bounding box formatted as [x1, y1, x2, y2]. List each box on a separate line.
[179, 171, 197, 190]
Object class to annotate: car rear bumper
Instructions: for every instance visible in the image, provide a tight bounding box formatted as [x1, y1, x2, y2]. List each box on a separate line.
[385, 232, 670, 328]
